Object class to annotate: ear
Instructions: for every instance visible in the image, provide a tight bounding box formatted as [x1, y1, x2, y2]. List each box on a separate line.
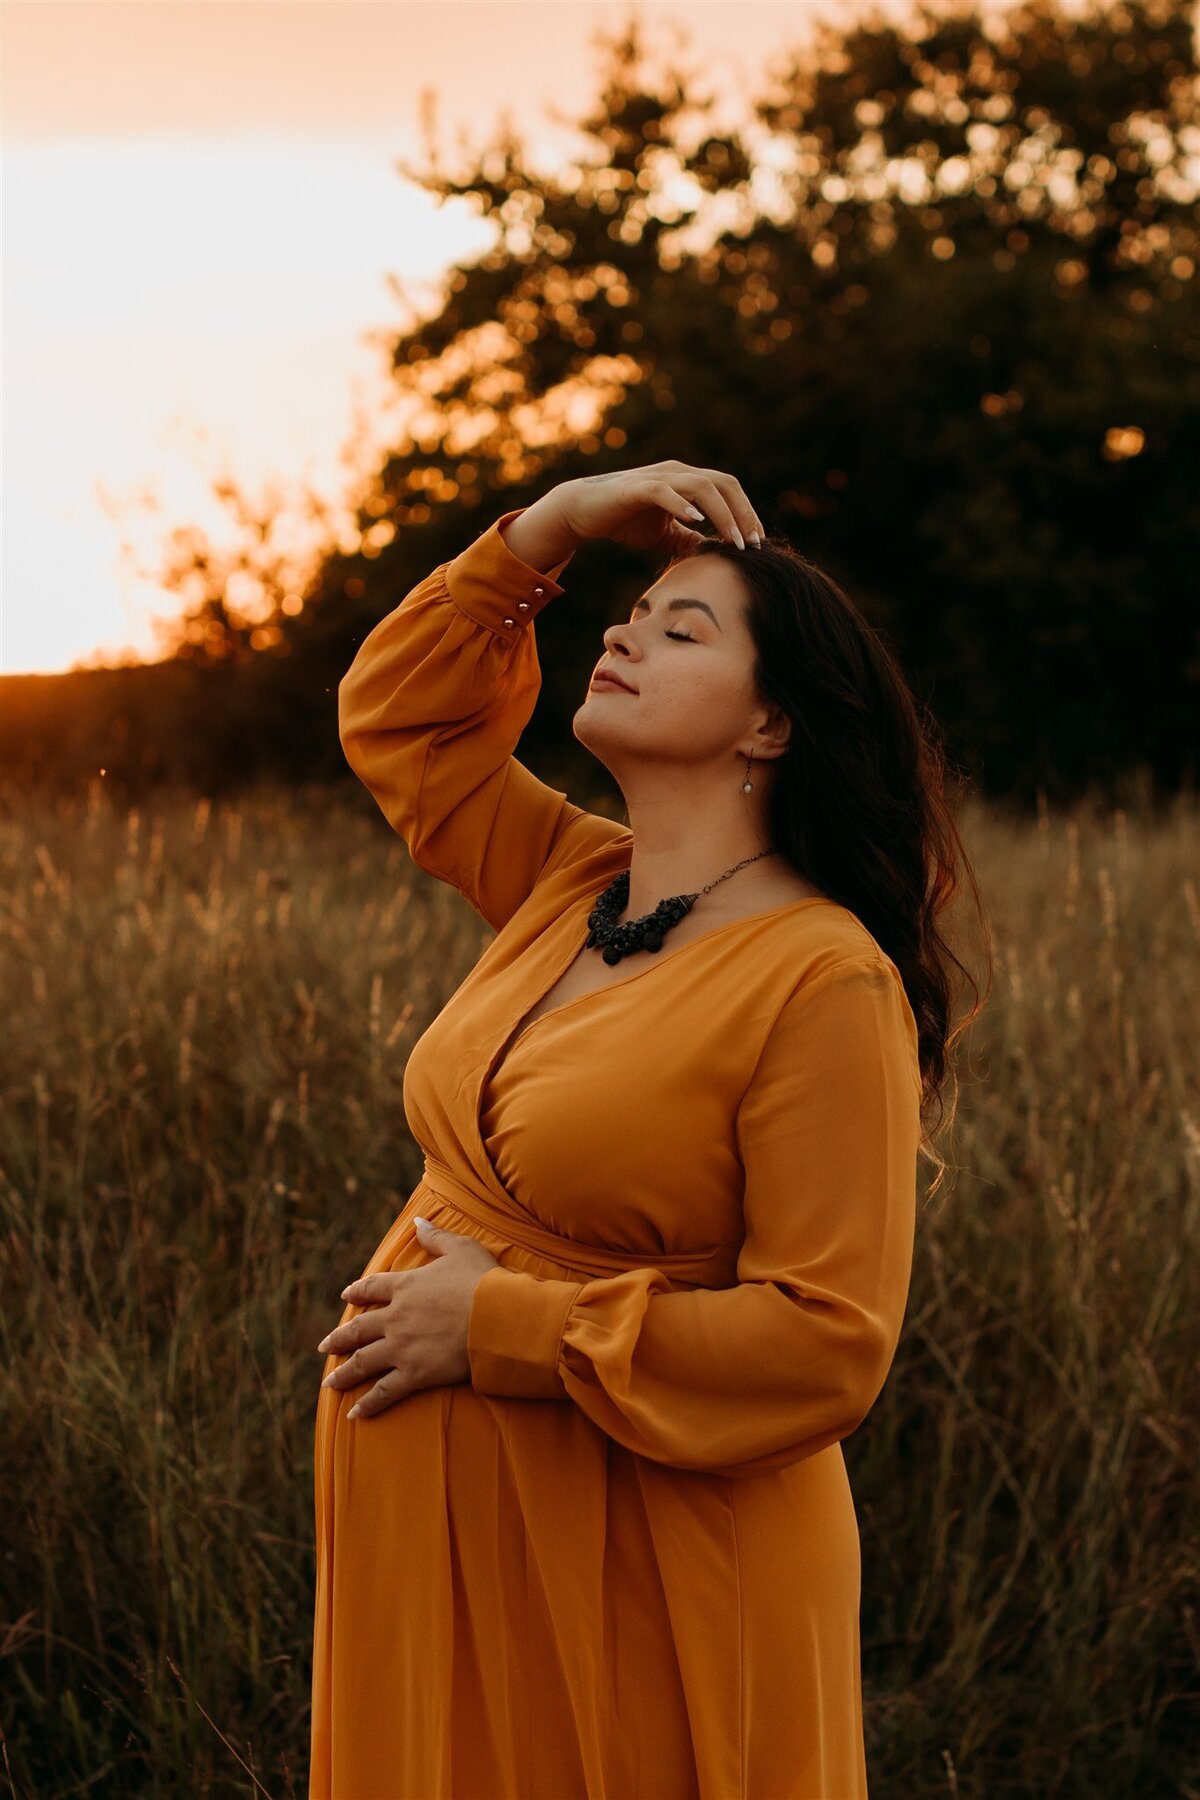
[749, 702, 793, 760]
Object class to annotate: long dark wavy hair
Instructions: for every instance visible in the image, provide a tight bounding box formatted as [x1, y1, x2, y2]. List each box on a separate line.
[662, 533, 993, 1197]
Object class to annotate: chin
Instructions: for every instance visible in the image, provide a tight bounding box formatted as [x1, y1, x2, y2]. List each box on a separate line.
[572, 707, 624, 758]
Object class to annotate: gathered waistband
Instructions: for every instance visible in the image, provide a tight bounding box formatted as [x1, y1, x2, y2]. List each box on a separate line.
[418, 1156, 732, 1287]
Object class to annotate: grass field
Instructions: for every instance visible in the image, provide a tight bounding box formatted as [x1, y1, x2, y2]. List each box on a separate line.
[1, 775, 1196, 1797]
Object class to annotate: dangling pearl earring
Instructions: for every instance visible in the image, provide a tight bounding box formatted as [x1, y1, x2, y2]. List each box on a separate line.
[742, 753, 754, 794]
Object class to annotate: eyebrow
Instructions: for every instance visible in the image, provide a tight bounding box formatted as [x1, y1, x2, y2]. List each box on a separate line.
[631, 594, 723, 632]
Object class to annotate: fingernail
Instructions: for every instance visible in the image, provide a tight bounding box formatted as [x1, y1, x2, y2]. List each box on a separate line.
[317, 1336, 330, 1353]
[347, 1406, 360, 1420]
[749, 530, 762, 547]
[732, 526, 745, 549]
[321, 1373, 335, 1387]
[685, 504, 704, 521]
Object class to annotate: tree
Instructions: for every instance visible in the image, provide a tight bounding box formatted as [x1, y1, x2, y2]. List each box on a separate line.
[25, 0, 1199, 802]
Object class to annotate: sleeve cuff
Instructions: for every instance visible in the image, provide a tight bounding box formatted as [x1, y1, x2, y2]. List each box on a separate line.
[467, 1265, 586, 1400]
[444, 508, 573, 638]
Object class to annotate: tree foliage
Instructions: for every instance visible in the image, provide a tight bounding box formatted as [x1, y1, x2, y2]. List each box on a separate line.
[4, 0, 1196, 802]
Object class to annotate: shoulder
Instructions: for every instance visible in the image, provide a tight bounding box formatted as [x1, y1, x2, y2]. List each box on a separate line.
[770, 898, 900, 986]
[745, 908, 920, 1078]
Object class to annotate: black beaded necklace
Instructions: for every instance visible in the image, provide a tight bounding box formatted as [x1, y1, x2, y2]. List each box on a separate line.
[584, 848, 780, 966]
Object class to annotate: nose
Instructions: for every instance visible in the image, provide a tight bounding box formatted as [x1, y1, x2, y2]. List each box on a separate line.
[602, 620, 638, 659]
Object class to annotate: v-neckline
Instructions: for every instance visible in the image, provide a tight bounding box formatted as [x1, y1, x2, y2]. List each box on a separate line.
[472, 891, 844, 1196]
[510, 892, 841, 1050]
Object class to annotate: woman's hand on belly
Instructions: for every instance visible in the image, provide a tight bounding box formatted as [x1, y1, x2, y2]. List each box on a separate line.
[316, 1218, 502, 1420]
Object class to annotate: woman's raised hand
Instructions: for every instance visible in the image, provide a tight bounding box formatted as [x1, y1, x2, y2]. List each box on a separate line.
[555, 461, 765, 555]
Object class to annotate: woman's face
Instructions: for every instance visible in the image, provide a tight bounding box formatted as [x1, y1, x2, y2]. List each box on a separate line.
[572, 554, 788, 774]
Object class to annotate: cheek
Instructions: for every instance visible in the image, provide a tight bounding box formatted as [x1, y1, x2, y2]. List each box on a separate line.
[633, 673, 741, 757]
[661, 663, 744, 725]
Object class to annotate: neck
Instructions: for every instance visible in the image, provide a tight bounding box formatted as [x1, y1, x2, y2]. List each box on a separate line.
[615, 770, 774, 917]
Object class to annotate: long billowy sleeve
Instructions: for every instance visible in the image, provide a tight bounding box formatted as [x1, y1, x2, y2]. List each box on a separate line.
[467, 956, 923, 1480]
[337, 507, 626, 933]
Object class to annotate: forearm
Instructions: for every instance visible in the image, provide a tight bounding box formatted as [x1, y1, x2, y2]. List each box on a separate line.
[336, 511, 576, 931]
[498, 488, 581, 573]
[467, 1260, 904, 1479]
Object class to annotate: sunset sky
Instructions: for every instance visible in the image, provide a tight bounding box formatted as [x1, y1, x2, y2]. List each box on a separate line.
[1, 0, 901, 676]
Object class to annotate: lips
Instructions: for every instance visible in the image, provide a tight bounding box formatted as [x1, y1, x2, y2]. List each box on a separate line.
[592, 671, 637, 694]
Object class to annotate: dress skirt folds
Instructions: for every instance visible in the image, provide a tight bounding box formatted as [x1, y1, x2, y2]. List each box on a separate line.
[309, 510, 923, 1798]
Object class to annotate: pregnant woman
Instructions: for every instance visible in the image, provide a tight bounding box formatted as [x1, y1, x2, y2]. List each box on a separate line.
[310, 461, 983, 1798]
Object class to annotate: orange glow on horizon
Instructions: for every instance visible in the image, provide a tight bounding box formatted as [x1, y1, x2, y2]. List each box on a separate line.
[3, 1, 830, 675]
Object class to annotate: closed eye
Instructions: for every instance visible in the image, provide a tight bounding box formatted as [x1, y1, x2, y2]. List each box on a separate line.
[664, 629, 695, 642]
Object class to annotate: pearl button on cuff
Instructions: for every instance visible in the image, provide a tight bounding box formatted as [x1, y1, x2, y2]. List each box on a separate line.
[442, 512, 570, 638]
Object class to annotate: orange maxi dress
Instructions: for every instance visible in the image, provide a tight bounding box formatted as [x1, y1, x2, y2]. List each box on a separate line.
[310, 509, 923, 1799]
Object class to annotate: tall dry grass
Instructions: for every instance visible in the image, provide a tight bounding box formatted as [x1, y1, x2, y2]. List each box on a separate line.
[0, 775, 1196, 1798]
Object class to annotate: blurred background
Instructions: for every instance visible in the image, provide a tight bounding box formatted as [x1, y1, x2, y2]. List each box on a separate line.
[2, 1, 1198, 1795]
[4, 0, 1197, 801]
